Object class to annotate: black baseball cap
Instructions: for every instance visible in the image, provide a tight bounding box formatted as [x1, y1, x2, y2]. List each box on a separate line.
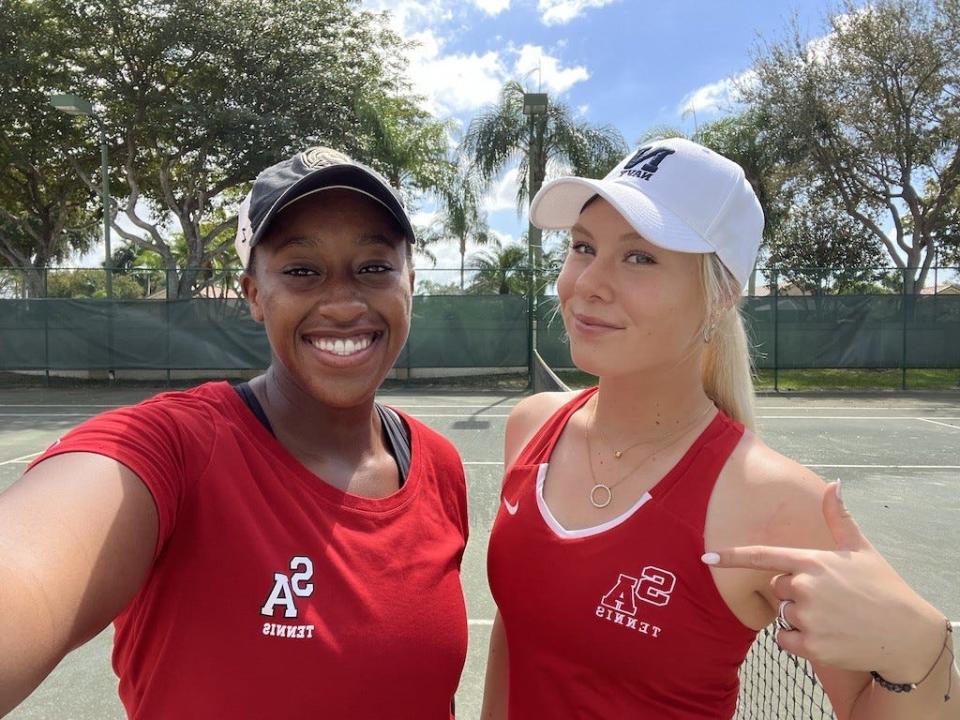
[235, 146, 416, 268]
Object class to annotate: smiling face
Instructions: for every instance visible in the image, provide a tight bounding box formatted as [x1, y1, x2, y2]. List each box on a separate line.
[556, 197, 707, 379]
[241, 189, 414, 408]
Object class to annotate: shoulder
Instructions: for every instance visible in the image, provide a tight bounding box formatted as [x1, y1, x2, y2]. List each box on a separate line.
[504, 390, 583, 471]
[720, 429, 834, 551]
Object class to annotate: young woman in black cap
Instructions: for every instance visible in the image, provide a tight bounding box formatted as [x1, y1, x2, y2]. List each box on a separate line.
[0, 148, 469, 719]
[482, 138, 956, 719]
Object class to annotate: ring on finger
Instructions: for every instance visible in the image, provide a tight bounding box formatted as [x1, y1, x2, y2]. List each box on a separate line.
[776, 599, 796, 632]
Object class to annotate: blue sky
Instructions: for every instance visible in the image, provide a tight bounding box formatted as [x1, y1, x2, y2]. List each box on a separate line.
[361, 0, 867, 275]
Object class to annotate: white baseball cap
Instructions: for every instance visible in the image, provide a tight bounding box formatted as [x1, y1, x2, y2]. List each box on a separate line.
[529, 137, 763, 288]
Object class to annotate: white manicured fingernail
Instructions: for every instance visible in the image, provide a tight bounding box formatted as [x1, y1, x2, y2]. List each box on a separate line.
[701, 552, 720, 565]
[836, 479, 844, 504]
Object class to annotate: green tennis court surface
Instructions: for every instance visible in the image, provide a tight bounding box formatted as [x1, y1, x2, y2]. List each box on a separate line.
[1, 387, 958, 719]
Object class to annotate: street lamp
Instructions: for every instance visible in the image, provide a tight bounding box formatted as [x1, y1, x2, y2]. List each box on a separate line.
[49, 93, 112, 298]
[523, 92, 548, 384]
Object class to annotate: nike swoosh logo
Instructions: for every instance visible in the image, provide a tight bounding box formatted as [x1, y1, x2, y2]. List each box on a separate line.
[503, 498, 519, 515]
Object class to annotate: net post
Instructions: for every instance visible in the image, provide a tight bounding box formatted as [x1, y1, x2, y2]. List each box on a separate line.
[42, 267, 50, 386]
[527, 265, 535, 390]
[901, 267, 908, 391]
[772, 268, 780, 392]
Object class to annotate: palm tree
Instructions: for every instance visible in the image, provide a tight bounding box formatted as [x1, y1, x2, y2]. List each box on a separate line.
[467, 239, 528, 295]
[464, 81, 627, 211]
[419, 164, 490, 290]
[462, 81, 628, 269]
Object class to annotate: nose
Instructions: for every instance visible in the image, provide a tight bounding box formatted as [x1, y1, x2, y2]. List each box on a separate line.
[317, 273, 367, 324]
[574, 253, 614, 302]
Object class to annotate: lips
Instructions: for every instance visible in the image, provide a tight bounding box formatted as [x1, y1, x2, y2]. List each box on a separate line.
[572, 312, 622, 330]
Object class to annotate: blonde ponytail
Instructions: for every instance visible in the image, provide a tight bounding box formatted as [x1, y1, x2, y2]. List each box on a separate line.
[700, 254, 756, 431]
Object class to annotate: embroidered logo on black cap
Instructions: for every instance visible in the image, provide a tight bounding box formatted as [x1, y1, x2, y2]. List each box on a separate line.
[621, 145, 676, 181]
[300, 146, 352, 169]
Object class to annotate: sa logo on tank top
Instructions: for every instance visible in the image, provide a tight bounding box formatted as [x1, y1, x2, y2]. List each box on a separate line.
[595, 567, 677, 639]
[259, 555, 316, 640]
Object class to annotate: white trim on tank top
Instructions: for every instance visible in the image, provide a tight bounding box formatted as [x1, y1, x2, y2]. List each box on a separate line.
[535, 463, 653, 540]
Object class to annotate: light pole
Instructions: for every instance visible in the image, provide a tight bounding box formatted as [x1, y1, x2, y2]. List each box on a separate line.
[523, 92, 548, 382]
[49, 93, 112, 298]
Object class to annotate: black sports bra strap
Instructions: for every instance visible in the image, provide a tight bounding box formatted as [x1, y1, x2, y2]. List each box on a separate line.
[234, 381, 275, 436]
[376, 403, 411, 482]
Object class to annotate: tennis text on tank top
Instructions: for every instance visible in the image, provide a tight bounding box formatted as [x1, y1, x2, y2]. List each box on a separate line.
[487, 388, 758, 719]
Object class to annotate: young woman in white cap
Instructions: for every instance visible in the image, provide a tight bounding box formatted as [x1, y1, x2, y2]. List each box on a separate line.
[482, 138, 956, 719]
[0, 148, 468, 719]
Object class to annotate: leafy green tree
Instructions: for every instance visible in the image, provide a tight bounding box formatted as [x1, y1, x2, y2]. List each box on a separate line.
[768, 200, 887, 295]
[0, 0, 100, 297]
[45, 268, 143, 299]
[54, 0, 418, 297]
[467, 239, 528, 295]
[745, 0, 960, 293]
[415, 279, 462, 296]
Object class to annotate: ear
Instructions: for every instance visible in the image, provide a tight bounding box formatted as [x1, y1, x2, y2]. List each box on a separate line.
[240, 272, 265, 323]
[408, 267, 415, 293]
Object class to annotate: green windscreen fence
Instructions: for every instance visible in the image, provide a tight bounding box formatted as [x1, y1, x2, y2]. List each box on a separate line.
[1, 293, 958, 373]
[538, 294, 960, 371]
[0, 295, 529, 371]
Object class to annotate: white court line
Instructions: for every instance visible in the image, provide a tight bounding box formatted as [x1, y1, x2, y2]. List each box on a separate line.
[0, 452, 41, 466]
[468, 619, 493, 626]
[918, 418, 960, 431]
[464, 461, 960, 470]
[0, 404, 125, 409]
[755, 406, 960, 411]
[0, 413, 96, 418]
[806, 464, 960, 469]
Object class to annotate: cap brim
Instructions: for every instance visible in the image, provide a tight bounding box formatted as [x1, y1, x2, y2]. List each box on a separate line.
[250, 165, 416, 247]
[530, 177, 715, 256]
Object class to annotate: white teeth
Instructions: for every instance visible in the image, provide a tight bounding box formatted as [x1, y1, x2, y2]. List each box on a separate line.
[310, 334, 374, 356]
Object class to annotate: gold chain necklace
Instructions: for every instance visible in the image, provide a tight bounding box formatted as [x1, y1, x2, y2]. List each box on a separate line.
[585, 400, 715, 509]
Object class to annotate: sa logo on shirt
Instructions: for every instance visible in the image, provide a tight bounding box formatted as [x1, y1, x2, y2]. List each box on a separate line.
[260, 556, 316, 640]
[594, 567, 677, 639]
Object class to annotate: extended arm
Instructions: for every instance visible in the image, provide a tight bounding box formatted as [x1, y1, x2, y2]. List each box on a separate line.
[0, 453, 157, 716]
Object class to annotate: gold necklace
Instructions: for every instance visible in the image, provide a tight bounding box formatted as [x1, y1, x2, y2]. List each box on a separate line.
[594, 401, 715, 460]
[585, 400, 715, 509]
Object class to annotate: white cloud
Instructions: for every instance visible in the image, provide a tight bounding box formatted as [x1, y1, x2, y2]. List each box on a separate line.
[484, 167, 521, 213]
[537, 0, 617, 26]
[678, 69, 756, 117]
[473, 0, 510, 16]
[513, 44, 589, 95]
[407, 30, 507, 116]
[364, 0, 453, 35]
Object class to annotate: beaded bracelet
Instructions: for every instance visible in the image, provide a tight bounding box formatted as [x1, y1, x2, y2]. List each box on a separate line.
[870, 620, 953, 702]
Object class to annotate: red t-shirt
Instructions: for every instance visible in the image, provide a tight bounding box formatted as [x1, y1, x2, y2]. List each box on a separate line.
[487, 388, 757, 719]
[30, 382, 468, 719]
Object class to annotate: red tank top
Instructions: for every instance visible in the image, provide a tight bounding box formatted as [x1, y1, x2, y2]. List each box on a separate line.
[487, 388, 757, 719]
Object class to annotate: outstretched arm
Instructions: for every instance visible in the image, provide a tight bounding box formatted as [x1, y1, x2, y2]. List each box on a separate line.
[0, 453, 157, 716]
[706, 482, 957, 720]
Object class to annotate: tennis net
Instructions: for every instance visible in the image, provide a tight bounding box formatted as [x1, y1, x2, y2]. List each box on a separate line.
[532, 349, 571, 393]
[735, 625, 833, 719]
